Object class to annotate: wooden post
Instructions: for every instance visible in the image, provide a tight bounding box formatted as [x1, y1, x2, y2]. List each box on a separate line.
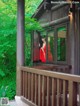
[77, 8, 80, 75]
[73, 5, 80, 75]
[16, 0, 25, 95]
[69, 4, 80, 74]
[69, 11, 75, 74]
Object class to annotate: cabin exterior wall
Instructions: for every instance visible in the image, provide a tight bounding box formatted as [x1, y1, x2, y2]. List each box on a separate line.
[32, 3, 80, 75]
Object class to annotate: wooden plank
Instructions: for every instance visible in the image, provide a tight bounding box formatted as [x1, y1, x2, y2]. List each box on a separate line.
[63, 80, 67, 106]
[24, 72, 26, 97]
[79, 83, 80, 106]
[34, 74, 38, 105]
[25, 72, 28, 98]
[21, 71, 23, 95]
[38, 75, 41, 106]
[52, 78, 56, 106]
[68, 81, 73, 106]
[73, 82, 77, 106]
[46, 77, 50, 106]
[59, 80, 63, 106]
[23, 71, 25, 96]
[57, 79, 60, 106]
[42, 76, 45, 106]
[31, 73, 34, 102]
[28, 73, 31, 100]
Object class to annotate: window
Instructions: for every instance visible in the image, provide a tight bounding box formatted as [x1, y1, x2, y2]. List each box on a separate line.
[47, 31, 54, 62]
[57, 27, 67, 61]
[46, 26, 67, 63]
[33, 25, 67, 64]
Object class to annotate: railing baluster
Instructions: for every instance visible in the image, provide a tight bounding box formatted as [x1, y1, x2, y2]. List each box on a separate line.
[79, 83, 80, 106]
[73, 82, 77, 106]
[52, 78, 56, 106]
[69, 81, 77, 106]
[35, 74, 38, 105]
[57, 79, 60, 106]
[63, 80, 67, 106]
[28, 73, 31, 100]
[47, 77, 50, 106]
[25, 72, 28, 98]
[23, 71, 25, 96]
[31, 73, 34, 102]
[69, 81, 73, 106]
[24, 72, 26, 97]
[38, 75, 41, 106]
[21, 71, 23, 95]
[42, 76, 45, 106]
[59, 79, 62, 106]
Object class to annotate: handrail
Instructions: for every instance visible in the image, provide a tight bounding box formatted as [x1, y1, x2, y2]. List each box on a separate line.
[21, 66, 80, 82]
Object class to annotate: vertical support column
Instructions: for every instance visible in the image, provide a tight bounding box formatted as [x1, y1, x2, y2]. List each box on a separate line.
[69, 11, 75, 74]
[77, 8, 80, 75]
[17, 0, 25, 95]
[73, 5, 80, 75]
[69, 4, 80, 74]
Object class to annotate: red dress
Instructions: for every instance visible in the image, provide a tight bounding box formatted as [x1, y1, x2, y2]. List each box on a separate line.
[40, 44, 46, 62]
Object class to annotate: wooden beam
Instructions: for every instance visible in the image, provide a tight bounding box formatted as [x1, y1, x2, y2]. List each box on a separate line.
[16, 0, 25, 96]
[51, 4, 68, 11]
[41, 16, 70, 28]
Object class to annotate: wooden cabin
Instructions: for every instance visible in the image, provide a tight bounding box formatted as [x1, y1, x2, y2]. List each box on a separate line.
[16, 0, 80, 106]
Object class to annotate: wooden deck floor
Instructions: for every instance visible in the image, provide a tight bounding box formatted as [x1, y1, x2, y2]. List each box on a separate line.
[9, 96, 29, 106]
[9, 96, 36, 106]
[9, 100, 17, 106]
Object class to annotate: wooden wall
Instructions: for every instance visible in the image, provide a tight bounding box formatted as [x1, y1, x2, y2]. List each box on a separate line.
[38, 4, 70, 24]
[34, 3, 80, 75]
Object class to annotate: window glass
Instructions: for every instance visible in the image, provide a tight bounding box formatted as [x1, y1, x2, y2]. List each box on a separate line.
[33, 31, 39, 62]
[57, 27, 66, 61]
[47, 31, 54, 62]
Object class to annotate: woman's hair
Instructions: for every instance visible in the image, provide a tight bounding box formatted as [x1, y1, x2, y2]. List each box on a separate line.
[39, 34, 46, 48]
[39, 35, 43, 48]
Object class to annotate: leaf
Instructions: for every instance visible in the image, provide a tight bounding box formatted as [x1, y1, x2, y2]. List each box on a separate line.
[0, 69, 5, 77]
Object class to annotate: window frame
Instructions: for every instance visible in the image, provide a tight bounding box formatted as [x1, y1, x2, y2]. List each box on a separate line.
[46, 23, 68, 64]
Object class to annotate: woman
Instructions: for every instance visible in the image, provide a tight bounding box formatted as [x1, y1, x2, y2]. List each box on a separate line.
[40, 37, 46, 62]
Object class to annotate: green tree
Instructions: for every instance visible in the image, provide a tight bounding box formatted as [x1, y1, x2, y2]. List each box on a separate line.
[0, 0, 42, 99]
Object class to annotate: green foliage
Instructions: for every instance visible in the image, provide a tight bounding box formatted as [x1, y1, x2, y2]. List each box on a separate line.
[0, 0, 42, 99]
[0, 84, 16, 100]
[6, 81, 16, 100]
[0, 72, 16, 100]
[0, 86, 8, 97]
[25, 0, 42, 17]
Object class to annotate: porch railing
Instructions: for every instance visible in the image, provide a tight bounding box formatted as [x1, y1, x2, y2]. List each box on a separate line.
[20, 66, 80, 106]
